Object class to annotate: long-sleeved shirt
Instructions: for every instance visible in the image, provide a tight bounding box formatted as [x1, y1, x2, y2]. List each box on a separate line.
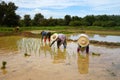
[50, 33, 67, 48]
[41, 31, 51, 39]
[57, 34, 66, 44]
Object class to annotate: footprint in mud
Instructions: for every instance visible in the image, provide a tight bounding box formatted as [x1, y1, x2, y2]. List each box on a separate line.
[65, 63, 71, 65]
[12, 70, 17, 72]
[111, 72, 116, 76]
[92, 52, 101, 56]
[106, 69, 117, 77]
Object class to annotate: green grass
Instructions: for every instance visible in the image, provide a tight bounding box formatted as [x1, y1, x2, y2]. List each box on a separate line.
[84, 26, 120, 31]
[0, 27, 14, 32]
[0, 26, 120, 35]
[21, 26, 120, 31]
[20, 26, 70, 31]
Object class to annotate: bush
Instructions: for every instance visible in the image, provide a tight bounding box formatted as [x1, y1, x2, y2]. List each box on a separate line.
[69, 21, 81, 26]
[93, 21, 102, 26]
[102, 21, 116, 27]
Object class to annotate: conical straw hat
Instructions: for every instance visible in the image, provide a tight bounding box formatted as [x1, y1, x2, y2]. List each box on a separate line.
[51, 33, 58, 42]
[77, 34, 89, 47]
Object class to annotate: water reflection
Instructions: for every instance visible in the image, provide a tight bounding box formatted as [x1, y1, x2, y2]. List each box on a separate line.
[0, 36, 21, 51]
[53, 49, 66, 64]
[17, 38, 77, 64]
[69, 34, 120, 42]
[77, 53, 89, 74]
[90, 35, 120, 42]
[40, 42, 53, 57]
[18, 38, 54, 57]
[1, 69, 8, 74]
[18, 38, 41, 55]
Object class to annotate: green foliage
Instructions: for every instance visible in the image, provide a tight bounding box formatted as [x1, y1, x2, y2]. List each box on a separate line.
[24, 14, 31, 26]
[96, 15, 109, 21]
[47, 17, 57, 26]
[56, 19, 65, 26]
[83, 15, 95, 26]
[101, 21, 116, 27]
[0, 1, 120, 28]
[93, 21, 101, 26]
[33, 13, 44, 26]
[39, 19, 49, 26]
[64, 15, 71, 25]
[0, 27, 13, 32]
[0, 1, 7, 25]
[19, 14, 120, 27]
[69, 21, 81, 26]
[71, 16, 81, 21]
[0, 1, 20, 27]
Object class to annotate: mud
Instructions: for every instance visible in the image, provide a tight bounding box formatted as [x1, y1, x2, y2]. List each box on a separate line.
[0, 36, 120, 80]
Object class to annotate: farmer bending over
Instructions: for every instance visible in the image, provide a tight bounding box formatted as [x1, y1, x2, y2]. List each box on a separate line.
[14, 26, 20, 32]
[77, 34, 89, 53]
[41, 31, 52, 43]
[50, 33, 67, 49]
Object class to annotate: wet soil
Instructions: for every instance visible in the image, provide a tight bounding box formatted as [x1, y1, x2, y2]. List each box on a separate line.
[0, 36, 120, 80]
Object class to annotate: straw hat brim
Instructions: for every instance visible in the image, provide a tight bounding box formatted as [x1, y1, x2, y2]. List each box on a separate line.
[78, 34, 89, 47]
[51, 33, 58, 41]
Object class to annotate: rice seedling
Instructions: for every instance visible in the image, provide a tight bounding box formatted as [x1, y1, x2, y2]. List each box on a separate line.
[1, 61, 7, 69]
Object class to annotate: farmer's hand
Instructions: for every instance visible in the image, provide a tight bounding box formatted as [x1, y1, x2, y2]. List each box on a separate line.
[50, 40, 55, 47]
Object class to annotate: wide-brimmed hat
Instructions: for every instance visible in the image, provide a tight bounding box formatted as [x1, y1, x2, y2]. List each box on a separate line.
[77, 34, 89, 47]
[51, 33, 58, 41]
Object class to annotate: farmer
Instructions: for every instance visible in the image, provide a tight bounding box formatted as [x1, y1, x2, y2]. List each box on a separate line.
[14, 26, 20, 32]
[77, 34, 89, 53]
[50, 33, 67, 49]
[41, 31, 52, 43]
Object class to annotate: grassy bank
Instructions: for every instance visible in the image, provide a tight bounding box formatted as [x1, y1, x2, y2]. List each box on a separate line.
[21, 26, 120, 35]
[0, 26, 120, 35]
[20, 26, 120, 31]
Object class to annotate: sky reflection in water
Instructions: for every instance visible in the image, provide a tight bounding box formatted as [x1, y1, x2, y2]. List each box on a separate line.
[68, 34, 120, 42]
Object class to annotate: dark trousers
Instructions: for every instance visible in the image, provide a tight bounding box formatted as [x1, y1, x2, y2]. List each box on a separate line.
[57, 39, 67, 49]
[77, 45, 89, 53]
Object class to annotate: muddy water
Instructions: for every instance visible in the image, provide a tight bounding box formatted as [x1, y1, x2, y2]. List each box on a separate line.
[0, 36, 120, 80]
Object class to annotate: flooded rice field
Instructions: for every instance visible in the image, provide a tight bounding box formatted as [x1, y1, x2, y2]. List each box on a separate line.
[68, 34, 120, 43]
[0, 35, 120, 80]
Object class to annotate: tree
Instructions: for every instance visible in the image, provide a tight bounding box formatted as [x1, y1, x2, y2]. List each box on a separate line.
[109, 15, 120, 26]
[47, 17, 57, 26]
[0, 1, 20, 27]
[40, 19, 48, 26]
[107, 21, 116, 27]
[64, 15, 71, 25]
[93, 21, 102, 26]
[83, 15, 95, 26]
[56, 18, 65, 26]
[96, 15, 109, 21]
[69, 21, 81, 26]
[23, 14, 31, 26]
[71, 16, 81, 21]
[101, 21, 116, 27]
[33, 13, 44, 26]
[0, 1, 7, 25]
